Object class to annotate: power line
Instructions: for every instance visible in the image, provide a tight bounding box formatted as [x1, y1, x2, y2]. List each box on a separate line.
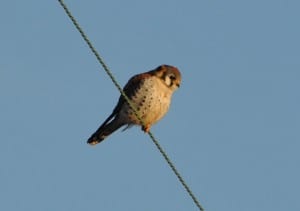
[57, 1, 205, 210]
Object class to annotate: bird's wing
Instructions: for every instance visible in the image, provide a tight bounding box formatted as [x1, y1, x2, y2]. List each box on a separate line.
[113, 72, 153, 113]
[98, 72, 153, 130]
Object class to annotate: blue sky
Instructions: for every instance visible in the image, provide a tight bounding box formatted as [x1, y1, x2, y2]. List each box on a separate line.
[1, 0, 299, 210]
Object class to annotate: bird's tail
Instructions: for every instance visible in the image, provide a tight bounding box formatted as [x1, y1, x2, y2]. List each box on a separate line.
[87, 119, 123, 145]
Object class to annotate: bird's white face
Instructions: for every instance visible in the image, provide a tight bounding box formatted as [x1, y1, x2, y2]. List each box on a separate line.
[163, 71, 181, 91]
[153, 65, 182, 92]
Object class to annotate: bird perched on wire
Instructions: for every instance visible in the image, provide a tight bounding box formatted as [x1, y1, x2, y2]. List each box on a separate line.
[87, 64, 182, 145]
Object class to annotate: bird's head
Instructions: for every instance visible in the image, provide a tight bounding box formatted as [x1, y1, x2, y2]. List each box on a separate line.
[152, 64, 181, 91]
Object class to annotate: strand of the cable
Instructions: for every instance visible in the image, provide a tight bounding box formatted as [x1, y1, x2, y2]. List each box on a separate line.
[57, 1, 204, 210]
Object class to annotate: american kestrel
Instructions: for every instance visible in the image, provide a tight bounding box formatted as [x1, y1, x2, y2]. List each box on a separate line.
[87, 64, 181, 145]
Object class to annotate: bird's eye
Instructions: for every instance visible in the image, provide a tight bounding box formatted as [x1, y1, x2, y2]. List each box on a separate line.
[169, 74, 176, 81]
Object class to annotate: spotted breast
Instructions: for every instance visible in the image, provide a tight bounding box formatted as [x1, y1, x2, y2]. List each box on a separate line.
[119, 73, 174, 131]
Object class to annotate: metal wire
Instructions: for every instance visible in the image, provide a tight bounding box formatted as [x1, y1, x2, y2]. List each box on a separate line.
[57, 1, 205, 210]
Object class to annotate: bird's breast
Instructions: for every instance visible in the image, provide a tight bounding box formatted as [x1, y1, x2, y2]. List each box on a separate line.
[121, 77, 173, 126]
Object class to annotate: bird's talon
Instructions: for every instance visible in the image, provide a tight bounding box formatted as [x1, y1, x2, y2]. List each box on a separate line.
[142, 125, 151, 133]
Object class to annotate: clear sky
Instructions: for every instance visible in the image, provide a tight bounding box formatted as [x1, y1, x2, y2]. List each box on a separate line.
[1, 1, 299, 210]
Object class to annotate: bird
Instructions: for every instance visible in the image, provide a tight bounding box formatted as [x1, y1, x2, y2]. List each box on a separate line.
[87, 64, 181, 145]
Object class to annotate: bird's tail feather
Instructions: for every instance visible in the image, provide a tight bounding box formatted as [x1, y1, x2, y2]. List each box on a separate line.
[87, 119, 123, 145]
